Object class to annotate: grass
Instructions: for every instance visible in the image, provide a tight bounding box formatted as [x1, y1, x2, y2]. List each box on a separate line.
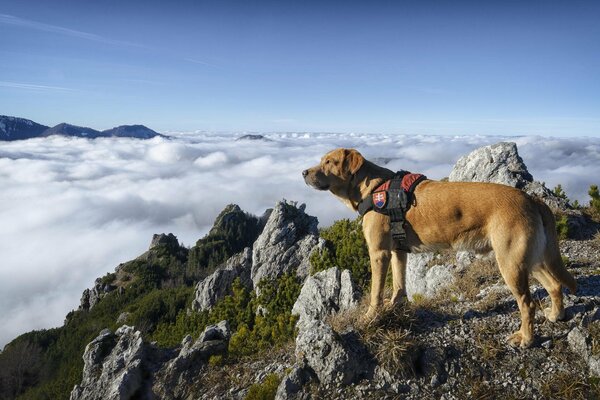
[540, 370, 600, 400]
[472, 320, 505, 361]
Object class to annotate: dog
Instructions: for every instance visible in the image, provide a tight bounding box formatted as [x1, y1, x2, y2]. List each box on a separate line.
[303, 148, 576, 348]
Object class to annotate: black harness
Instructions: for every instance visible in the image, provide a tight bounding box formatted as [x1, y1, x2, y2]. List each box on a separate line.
[357, 171, 427, 252]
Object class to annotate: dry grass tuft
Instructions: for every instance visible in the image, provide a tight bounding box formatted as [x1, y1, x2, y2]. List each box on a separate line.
[328, 297, 420, 377]
[452, 258, 499, 301]
[593, 231, 600, 247]
[473, 321, 505, 361]
[369, 328, 417, 376]
[474, 289, 508, 313]
[540, 370, 600, 400]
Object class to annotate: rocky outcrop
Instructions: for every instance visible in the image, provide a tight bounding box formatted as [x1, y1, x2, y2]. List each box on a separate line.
[449, 141, 569, 210]
[148, 233, 180, 251]
[292, 267, 360, 329]
[449, 142, 533, 188]
[295, 320, 363, 386]
[190, 201, 325, 308]
[283, 267, 367, 394]
[153, 321, 230, 398]
[191, 248, 253, 311]
[449, 141, 599, 239]
[71, 322, 231, 400]
[251, 201, 324, 289]
[79, 280, 116, 311]
[70, 326, 145, 400]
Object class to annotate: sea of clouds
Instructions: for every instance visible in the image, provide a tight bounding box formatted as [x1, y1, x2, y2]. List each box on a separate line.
[1, 132, 599, 348]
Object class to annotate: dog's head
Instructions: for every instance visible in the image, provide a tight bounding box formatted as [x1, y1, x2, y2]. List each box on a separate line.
[302, 148, 365, 191]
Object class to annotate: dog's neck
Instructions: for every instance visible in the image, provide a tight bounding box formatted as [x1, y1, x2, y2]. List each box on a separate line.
[331, 160, 396, 212]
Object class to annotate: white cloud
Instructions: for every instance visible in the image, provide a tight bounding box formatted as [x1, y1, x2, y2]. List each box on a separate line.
[1, 132, 599, 348]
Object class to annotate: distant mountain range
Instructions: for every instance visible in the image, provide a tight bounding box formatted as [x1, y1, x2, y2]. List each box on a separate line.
[0, 115, 163, 141]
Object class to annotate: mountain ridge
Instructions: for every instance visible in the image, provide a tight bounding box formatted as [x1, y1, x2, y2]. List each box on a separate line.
[0, 115, 163, 140]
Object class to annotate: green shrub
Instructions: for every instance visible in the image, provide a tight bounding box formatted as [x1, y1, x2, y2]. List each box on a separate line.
[555, 214, 570, 240]
[553, 184, 568, 200]
[244, 373, 281, 400]
[589, 185, 600, 219]
[310, 218, 371, 289]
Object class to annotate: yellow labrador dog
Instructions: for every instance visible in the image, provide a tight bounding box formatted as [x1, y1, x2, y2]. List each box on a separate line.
[303, 148, 576, 348]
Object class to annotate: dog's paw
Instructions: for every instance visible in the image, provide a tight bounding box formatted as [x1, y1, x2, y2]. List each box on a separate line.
[543, 307, 565, 323]
[388, 294, 408, 308]
[364, 307, 377, 320]
[507, 331, 534, 348]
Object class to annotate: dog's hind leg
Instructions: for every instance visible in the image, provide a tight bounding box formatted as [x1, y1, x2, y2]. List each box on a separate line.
[532, 265, 565, 322]
[390, 249, 407, 306]
[494, 235, 536, 348]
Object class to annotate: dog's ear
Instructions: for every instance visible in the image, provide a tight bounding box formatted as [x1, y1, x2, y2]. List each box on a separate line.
[344, 149, 364, 175]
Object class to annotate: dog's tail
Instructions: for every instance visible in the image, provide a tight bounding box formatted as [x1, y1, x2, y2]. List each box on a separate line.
[536, 199, 577, 294]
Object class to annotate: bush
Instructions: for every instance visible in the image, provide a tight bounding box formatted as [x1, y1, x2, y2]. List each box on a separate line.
[310, 218, 371, 289]
[589, 185, 600, 219]
[244, 373, 281, 400]
[555, 214, 570, 240]
[553, 184, 568, 200]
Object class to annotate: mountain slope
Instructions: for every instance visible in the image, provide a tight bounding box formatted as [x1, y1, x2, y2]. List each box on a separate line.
[0, 116, 49, 140]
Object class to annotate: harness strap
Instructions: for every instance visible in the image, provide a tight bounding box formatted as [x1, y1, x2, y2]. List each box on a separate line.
[357, 171, 427, 252]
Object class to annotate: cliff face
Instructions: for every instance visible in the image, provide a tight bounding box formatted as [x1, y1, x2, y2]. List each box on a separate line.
[2, 142, 600, 400]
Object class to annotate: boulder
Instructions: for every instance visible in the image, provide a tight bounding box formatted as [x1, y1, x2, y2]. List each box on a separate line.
[449, 141, 569, 210]
[292, 267, 360, 329]
[251, 201, 325, 289]
[405, 253, 456, 300]
[295, 320, 361, 386]
[70, 326, 145, 400]
[275, 366, 313, 400]
[191, 248, 253, 311]
[449, 142, 533, 188]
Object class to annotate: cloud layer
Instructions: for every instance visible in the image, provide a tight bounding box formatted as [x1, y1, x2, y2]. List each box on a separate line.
[1, 132, 599, 348]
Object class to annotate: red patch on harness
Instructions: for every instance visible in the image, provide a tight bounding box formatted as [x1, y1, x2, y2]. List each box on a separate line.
[373, 191, 387, 208]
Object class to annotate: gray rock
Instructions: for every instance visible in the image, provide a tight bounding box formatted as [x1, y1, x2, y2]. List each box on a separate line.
[149, 233, 180, 250]
[198, 320, 231, 342]
[568, 327, 590, 359]
[567, 326, 600, 378]
[275, 366, 313, 400]
[79, 280, 115, 311]
[405, 253, 456, 300]
[292, 267, 360, 329]
[449, 142, 569, 210]
[251, 200, 324, 290]
[191, 248, 253, 312]
[449, 142, 533, 189]
[70, 326, 145, 400]
[153, 321, 230, 399]
[295, 320, 360, 386]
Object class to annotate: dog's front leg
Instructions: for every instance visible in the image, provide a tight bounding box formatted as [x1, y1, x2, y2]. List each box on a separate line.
[389, 249, 407, 306]
[363, 213, 392, 319]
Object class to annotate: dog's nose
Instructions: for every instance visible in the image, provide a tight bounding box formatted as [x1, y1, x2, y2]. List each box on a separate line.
[302, 169, 309, 177]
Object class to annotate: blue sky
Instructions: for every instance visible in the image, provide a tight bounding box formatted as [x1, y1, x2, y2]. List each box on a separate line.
[0, 0, 599, 135]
